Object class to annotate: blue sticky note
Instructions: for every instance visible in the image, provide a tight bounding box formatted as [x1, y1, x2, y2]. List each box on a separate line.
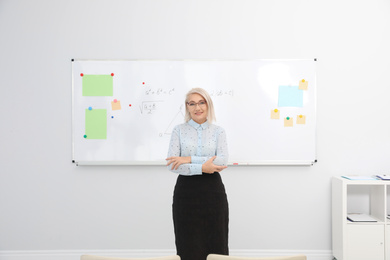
[278, 86, 303, 107]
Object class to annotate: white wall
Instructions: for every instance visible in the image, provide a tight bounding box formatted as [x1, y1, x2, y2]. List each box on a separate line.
[1, 0, 390, 256]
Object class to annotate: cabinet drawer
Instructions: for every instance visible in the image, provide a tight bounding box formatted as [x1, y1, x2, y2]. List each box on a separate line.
[347, 225, 384, 260]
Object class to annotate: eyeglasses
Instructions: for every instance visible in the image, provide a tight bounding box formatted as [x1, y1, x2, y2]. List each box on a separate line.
[187, 100, 207, 108]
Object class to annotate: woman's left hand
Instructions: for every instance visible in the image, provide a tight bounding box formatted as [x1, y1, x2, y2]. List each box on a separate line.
[166, 156, 191, 170]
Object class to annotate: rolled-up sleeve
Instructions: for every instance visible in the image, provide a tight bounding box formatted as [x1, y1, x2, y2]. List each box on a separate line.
[212, 128, 228, 166]
[167, 126, 203, 176]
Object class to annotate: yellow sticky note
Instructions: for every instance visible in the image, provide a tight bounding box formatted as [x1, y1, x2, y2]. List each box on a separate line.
[111, 100, 122, 110]
[297, 115, 306, 124]
[299, 79, 308, 90]
[284, 117, 293, 127]
[271, 109, 280, 119]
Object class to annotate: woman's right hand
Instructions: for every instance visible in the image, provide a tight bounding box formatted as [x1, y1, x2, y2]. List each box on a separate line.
[202, 156, 228, 174]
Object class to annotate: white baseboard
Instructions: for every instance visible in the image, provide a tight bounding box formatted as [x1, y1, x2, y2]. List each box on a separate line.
[0, 249, 333, 260]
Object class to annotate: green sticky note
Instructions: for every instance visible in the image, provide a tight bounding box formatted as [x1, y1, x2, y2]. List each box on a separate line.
[85, 109, 107, 139]
[82, 75, 113, 96]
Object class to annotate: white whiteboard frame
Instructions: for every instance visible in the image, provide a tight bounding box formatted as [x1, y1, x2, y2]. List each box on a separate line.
[74, 160, 316, 166]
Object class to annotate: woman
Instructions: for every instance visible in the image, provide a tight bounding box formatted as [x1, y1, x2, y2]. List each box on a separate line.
[166, 88, 229, 260]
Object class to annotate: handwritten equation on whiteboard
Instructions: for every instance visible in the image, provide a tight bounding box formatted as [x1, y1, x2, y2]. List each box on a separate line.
[209, 89, 234, 97]
[139, 101, 163, 114]
[145, 88, 175, 96]
[143, 88, 233, 97]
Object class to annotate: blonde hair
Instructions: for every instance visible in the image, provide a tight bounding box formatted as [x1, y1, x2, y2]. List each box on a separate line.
[185, 88, 216, 123]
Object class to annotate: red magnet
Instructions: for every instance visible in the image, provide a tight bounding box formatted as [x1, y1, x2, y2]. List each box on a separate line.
[111, 73, 114, 76]
[80, 73, 84, 77]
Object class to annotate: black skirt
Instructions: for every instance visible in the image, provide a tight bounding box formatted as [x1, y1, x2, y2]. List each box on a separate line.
[172, 172, 229, 260]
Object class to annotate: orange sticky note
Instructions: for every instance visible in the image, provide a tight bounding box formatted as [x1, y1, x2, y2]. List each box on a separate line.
[271, 109, 280, 119]
[299, 79, 308, 90]
[297, 115, 306, 124]
[111, 100, 122, 110]
[284, 117, 293, 127]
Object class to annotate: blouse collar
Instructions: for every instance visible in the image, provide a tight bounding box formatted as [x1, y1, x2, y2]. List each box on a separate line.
[188, 119, 209, 130]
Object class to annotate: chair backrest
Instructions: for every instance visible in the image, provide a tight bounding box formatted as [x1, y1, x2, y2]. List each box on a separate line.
[81, 255, 180, 260]
[207, 254, 306, 260]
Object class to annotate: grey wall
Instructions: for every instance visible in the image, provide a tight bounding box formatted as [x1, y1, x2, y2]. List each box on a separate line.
[1, 0, 390, 252]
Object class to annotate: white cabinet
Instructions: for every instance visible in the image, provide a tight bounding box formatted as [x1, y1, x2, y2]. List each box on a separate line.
[332, 177, 389, 260]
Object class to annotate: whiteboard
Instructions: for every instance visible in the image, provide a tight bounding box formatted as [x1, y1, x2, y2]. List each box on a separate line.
[72, 60, 317, 165]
